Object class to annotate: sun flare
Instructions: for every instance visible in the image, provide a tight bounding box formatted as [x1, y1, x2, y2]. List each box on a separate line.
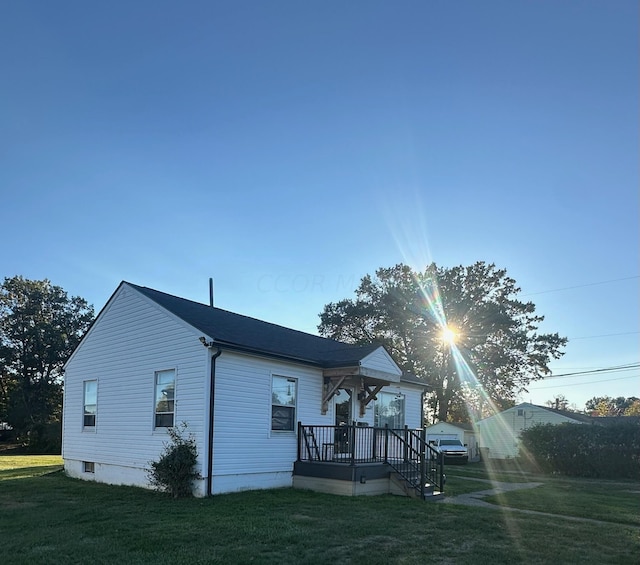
[441, 327, 458, 345]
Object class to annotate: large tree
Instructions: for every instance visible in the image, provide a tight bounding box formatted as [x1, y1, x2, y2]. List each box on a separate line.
[585, 396, 639, 417]
[318, 262, 567, 423]
[0, 276, 94, 448]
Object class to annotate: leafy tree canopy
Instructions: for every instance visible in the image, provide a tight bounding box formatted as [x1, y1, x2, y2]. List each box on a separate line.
[318, 262, 567, 423]
[585, 395, 640, 417]
[0, 276, 94, 449]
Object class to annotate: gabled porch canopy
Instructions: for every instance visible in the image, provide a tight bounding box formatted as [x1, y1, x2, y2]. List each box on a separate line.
[321, 345, 403, 417]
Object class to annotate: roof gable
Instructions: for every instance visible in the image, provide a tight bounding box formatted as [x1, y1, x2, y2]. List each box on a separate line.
[425, 421, 473, 432]
[530, 404, 596, 424]
[360, 347, 402, 377]
[476, 402, 595, 425]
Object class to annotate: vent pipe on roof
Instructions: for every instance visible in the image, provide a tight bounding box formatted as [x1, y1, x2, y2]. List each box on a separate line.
[209, 278, 214, 307]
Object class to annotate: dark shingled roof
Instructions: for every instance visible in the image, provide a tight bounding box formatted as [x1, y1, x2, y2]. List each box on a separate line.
[127, 283, 383, 368]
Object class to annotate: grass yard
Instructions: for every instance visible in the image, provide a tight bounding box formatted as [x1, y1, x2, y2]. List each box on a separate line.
[446, 463, 640, 526]
[0, 455, 62, 480]
[0, 457, 638, 564]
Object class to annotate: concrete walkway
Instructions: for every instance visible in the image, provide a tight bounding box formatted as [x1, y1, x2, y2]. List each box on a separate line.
[438, 476, 637, 527]
[438, 476, 543, 510]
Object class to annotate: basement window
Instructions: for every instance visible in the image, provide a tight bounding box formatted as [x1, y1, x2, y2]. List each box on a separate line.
[83, 461, 95, 473]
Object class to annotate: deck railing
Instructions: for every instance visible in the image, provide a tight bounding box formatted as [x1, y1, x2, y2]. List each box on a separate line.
[386, 427, 445, 496]
[297, 423, 445, 495]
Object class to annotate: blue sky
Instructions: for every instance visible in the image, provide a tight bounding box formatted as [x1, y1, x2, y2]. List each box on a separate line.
[2, 1, 638, 411]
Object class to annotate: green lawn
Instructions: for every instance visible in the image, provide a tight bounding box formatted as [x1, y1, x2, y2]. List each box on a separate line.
[0, 455, 62, 480]
[444, 463, 640, 527]
[1, 456, 638, 564]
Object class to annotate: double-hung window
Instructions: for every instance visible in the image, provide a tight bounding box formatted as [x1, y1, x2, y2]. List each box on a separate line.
[271, 375, 297, 431]
[154, 369, 175, 428]
[83, 380, 97, 428]
[374, 391, 405, 429]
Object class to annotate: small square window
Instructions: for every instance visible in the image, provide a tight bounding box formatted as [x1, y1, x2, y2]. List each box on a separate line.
[83, 461, 95, 473]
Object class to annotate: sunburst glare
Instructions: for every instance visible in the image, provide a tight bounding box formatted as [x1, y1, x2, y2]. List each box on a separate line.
[441, 327, 458, 345]
[409, 257, 536, 549]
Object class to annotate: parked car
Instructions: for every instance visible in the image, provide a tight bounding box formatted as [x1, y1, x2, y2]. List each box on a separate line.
[433, 438, 468, 464]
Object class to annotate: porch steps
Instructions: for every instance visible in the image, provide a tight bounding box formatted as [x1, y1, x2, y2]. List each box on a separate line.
[390, 471, 445, 502]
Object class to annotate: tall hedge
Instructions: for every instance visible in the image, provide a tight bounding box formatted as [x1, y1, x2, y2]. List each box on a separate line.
[519, 420, 640, 479]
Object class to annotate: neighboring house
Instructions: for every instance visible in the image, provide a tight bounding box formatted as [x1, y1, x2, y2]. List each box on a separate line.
[424, 421, 479, 462]
[475, 402, 596, 459]
[62, 282, 427, 497]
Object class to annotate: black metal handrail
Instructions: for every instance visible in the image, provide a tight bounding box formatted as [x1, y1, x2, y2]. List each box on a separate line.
[297, 423, 445, 496]
[386, 426, 445, 496]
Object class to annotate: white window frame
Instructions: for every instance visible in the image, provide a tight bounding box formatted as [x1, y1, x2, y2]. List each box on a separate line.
[271, 374, 297, 433]
[83, 380, 97, 429]
[374, 391, 405, 429]
[154, 369, 176, 429]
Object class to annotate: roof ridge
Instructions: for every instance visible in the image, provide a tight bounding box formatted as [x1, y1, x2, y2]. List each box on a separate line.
[125, 281, 356, 344]
[122, 281, 400, 368]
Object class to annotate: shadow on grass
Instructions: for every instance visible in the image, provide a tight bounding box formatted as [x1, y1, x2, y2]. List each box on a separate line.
[0, 466, 63, 481]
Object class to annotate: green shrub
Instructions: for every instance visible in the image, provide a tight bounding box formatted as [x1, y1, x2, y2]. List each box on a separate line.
[148, 423, 199, 498]
[520, 420, 640, 479]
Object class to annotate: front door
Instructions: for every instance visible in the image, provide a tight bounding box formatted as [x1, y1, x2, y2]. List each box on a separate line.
[334, 389, 352, 454]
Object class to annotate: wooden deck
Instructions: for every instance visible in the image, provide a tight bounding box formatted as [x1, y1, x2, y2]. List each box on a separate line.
[295, 424, 446, 499]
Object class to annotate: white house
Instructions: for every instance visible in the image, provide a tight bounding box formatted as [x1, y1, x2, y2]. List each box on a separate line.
[475, 402, 594, 459]
[62, 282, 428, 497]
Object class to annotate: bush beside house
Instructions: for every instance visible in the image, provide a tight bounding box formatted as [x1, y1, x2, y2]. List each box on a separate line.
[520, 420, 640, 479]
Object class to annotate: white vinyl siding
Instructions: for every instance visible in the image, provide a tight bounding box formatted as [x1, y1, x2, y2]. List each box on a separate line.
[211, 352, 332, 493]
[62, 285, 208, 489]
[360, 347, 402, 380]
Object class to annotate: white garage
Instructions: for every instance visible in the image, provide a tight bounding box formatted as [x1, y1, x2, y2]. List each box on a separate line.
[424, 422, 479, 462]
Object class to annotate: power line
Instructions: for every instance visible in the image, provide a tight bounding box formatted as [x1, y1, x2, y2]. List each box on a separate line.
[521, 275, 639, 297]
[569, 331, 639, 341]
[543, 363, 640, 379]
[532, 374, 639, 390]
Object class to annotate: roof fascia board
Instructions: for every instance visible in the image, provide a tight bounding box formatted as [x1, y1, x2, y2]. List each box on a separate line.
[322, 365, 402, 383]
[397, 379, 430, 390]
[359, 365, 402, 382]
[205, 340, 324, 368]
